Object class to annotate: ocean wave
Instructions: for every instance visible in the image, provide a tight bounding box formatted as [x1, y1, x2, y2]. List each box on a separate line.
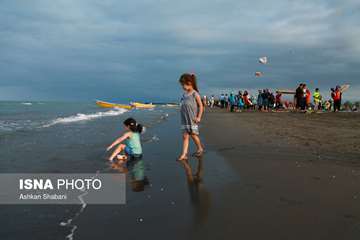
[21, 102, 33, 106]
[43, 109, 128, 128]
[0, 122, 17, 132]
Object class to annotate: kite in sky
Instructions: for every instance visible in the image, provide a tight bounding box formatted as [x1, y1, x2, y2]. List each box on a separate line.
[259, 56, 268, 64]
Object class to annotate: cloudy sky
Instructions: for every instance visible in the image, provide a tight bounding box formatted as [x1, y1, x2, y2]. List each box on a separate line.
[1, 0, 359, 102]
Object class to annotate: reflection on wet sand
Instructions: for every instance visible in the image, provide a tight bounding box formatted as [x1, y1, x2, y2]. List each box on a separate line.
[111, 157, 150, 192]
[179, 156, 212, 228]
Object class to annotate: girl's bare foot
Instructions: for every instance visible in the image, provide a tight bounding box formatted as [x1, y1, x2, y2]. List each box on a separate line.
[177, 154, 188, 161]
[192, 149, 204, 157]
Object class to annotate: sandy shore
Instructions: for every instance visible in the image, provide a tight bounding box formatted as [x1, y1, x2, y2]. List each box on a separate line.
[229, 110, 360, 162]
[201, 109, 360, 240]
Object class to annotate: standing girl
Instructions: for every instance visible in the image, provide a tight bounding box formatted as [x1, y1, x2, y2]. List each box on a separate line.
[178, 73, 204, 161]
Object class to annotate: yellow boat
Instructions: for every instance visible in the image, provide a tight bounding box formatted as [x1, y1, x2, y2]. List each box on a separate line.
[96, 100, 133, 110]
[131, 102, 156, 109]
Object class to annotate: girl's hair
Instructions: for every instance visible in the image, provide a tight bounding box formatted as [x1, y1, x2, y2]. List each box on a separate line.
[179, 73, 199, 92]
[123, 118, 143, 133]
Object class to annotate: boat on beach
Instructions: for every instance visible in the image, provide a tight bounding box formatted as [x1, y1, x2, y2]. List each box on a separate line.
[96, 100, 133, 110]
[130, 102, 156, 109]
[96, 100, 156, 110]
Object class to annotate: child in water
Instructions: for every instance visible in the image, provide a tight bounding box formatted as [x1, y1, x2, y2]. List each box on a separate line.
[178, 73, 204, 161]
[107, 118, 143, 162]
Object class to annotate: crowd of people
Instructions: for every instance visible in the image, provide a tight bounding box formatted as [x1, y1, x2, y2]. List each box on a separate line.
[203, 84, 356, 113]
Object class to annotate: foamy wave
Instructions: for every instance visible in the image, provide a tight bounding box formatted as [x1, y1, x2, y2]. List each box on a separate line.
[21, 102, 32, 106]
[43, 109, 128, 128]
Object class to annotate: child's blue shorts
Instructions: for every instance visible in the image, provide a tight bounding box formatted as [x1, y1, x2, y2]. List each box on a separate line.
[125, 146, 132, 155]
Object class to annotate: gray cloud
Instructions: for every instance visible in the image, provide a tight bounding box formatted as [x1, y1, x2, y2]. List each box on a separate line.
[0, 0, 359, 101]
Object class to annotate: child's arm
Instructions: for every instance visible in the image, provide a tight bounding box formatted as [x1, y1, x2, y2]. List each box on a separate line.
[194, 93, 204, 123]
[106, 132, 131, 151]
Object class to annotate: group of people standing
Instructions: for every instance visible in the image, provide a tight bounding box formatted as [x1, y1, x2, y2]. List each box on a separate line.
[295, 83, 313, 110]
[257, 89, 283, 111]
[205, 89, 282, 112]
[203, 84, 346, 113]
[295, 84, 343, 112]
[216, 91, 255, 112]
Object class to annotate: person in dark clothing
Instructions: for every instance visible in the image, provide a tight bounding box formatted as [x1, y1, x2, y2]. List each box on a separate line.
[261, 89, 269, 111]
[295, 83, 304, 110]
[257, 90, 263, 111]
[269, 92, 275, 109]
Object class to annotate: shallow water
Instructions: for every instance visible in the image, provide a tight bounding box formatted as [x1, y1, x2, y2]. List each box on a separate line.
[0, 101, 239, 240]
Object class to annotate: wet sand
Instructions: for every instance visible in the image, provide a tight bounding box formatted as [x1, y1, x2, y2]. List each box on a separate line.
[201, 109, 360, 240]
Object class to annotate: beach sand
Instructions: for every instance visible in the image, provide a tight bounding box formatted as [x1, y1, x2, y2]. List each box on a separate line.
[200, 109, 360, 239]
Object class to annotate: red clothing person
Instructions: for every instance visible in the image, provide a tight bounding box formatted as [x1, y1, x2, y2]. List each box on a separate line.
[332, 87, 342, 112]
[305, 89, 311, 106]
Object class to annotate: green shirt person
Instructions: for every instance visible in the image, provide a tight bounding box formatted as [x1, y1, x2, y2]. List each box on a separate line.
[313, 88, 323, 111]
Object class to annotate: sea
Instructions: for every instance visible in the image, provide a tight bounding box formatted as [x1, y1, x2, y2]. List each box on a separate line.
[0, 101, 239, 240]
